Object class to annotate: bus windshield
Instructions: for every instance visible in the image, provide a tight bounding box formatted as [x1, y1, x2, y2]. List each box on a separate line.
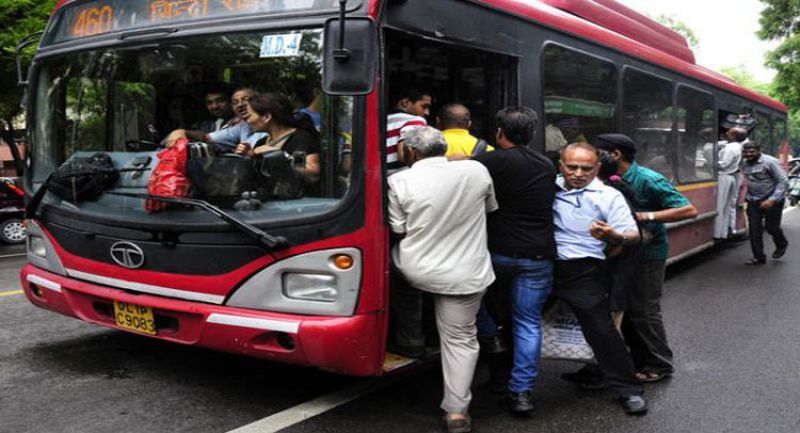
[33, 29, 355, 226]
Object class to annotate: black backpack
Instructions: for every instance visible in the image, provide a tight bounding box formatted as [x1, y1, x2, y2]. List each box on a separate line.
[48, 153, 120, 202]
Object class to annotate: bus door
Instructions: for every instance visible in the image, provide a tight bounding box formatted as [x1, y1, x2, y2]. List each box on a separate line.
[380, 29, 518, 370]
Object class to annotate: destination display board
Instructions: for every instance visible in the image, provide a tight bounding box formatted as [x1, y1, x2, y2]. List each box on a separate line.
[47, 0, 355, 44]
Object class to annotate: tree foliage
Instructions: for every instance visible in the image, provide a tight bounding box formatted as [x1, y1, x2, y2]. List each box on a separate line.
[0, 0, 59, 130]
[758, 0, 800, 154]
[758, 0, 800, 108]
[655, 15, 700, 49]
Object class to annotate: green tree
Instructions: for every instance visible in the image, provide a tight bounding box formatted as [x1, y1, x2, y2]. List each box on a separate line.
[655, 15, 700, 49]
[758, 0, 800, 154]
[719, 65, 774, 96]
[0, 0, 58, 139]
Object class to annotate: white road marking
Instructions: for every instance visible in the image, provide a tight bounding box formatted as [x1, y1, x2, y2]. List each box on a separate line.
[0, 253, 26, 259]
[226, 375, 405, 433]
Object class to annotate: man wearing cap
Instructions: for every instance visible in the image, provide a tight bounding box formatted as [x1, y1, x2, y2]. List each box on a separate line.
[741, 141, 789, 265]
[593, 133, 697, 383]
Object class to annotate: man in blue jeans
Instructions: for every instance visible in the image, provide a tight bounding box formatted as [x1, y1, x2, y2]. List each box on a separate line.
[473, 107, 556, 416]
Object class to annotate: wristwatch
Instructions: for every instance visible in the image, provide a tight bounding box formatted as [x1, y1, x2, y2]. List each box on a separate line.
[647, 212, 655, 221]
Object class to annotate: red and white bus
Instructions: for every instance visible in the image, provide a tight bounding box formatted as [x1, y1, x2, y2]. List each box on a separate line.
[20, 0, 788, 376]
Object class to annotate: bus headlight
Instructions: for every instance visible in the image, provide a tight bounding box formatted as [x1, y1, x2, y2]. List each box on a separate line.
[283, 273, 338, 302]
[226, 248, 362, 316]
[29, 235, 48, 258]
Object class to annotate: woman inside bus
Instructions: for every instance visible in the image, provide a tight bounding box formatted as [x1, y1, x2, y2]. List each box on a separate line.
[233, 92, 322, 195]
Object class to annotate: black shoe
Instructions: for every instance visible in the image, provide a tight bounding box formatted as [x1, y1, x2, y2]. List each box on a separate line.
[561, 364, 602, 384]
[621, 395, 648, 416]
[744, 258, 766, 265]
[478, 335, 506, 354]
[504, 391, 535, 416]
[773, 246, 788, 259]
[388, 344, 425, 359]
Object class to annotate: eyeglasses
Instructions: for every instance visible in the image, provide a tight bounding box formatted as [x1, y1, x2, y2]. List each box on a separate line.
[555, 194, 581, 208]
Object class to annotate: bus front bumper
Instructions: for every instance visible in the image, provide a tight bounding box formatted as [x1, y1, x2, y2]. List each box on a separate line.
[21, 264, 385, 377]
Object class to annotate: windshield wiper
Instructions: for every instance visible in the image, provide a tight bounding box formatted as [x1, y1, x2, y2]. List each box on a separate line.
[26, 180, 288, 251]
[106, 191, 289, 250]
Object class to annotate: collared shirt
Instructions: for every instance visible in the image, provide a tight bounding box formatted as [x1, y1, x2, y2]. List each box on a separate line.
[718, 140, 743, 175]
[623, 162, 692, 261]
[742, 154, 789, 202]
[442, 129, 495, 157]
[388, 157, 498, 295]
[553, 177, 637, 260]
[208, 122, 267, 151]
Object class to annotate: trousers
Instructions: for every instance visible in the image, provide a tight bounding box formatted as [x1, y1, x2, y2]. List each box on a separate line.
[553, 259, 642, 397]
[746, 200, 789, 261]
[434, 291, 484, 415]
[715, 173, 738, 238]
[621, 259, 673, 374]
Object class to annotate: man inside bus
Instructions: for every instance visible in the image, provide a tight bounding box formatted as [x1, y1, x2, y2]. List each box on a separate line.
[436, 103, 493, 160]
[741, 141, 789, 265]
[164, 87, 267, 152]
[593, 133, 697, 384]
[190, 83, 235, 134]
[552, 142, 647, 415]
[386, 86, 432, 175]
[472, 107, 556, 416]
[714, 125, 748, 240]
[388, 126, 497, 433]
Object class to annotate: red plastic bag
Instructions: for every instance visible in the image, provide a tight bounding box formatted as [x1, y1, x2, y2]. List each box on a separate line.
[146, 138, 191, 213]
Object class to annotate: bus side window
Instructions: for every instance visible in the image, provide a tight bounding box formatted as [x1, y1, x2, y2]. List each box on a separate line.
[621, 68, 675, 182]
[755, 111, 772, 155]
[542, 44, 617, 165]
[676, 86, 715, 183]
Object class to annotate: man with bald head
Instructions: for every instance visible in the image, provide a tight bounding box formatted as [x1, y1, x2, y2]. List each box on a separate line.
[437, 103, 493, 160]
[553, 143, 647, 415]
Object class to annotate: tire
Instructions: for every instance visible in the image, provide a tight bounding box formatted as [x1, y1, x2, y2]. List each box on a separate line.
[0, 218, 26, 244]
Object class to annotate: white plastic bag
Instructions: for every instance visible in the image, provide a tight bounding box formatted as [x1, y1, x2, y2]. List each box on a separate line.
[540, 300, 595, 362]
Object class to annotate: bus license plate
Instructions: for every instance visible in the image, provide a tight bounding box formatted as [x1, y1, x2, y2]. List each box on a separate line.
[113, 301, 156, 335]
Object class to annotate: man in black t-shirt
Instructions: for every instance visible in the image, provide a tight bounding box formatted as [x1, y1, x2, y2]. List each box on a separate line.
[473, 107, 556, 416]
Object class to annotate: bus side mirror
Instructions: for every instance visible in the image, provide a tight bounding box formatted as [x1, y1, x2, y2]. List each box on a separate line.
[322, 17, 377, 96]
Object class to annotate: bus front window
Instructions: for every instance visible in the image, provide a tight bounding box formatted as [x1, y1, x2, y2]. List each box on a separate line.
[33, 29, 355, 225]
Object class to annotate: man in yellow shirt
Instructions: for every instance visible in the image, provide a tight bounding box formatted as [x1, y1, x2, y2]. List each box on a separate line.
[437, 103, 494, 160]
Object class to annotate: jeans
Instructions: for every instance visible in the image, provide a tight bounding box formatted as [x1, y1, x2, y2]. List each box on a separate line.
[490, 253, 553, 393]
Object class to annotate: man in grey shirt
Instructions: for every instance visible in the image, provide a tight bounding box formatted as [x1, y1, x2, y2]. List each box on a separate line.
[741, 141, 789, 264]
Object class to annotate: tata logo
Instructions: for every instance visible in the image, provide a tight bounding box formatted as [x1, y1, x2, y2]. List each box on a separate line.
[110, 242, 145, 269]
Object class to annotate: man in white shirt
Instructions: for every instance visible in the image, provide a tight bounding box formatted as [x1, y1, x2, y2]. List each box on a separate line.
[714, 127, 747, 239]
[388, 126, 497, 432]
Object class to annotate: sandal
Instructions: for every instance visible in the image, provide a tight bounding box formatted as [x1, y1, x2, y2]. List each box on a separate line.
[635, 371, 671, 383]
[442, 414, 471, 433]
[744, 258, 766, 265]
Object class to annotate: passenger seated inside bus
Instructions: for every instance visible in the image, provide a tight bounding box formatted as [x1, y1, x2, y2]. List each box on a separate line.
[233, 92, 322, 194]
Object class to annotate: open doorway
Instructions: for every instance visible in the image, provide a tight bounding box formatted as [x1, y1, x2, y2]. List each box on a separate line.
[382, 30, 518, 371]
[385, 29, 517, 144]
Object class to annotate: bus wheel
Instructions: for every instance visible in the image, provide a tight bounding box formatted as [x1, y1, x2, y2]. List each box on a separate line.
[1, 218, 26, 244]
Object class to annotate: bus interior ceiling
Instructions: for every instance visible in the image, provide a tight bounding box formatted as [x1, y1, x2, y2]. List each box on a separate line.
[386, 30, 513, 142]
